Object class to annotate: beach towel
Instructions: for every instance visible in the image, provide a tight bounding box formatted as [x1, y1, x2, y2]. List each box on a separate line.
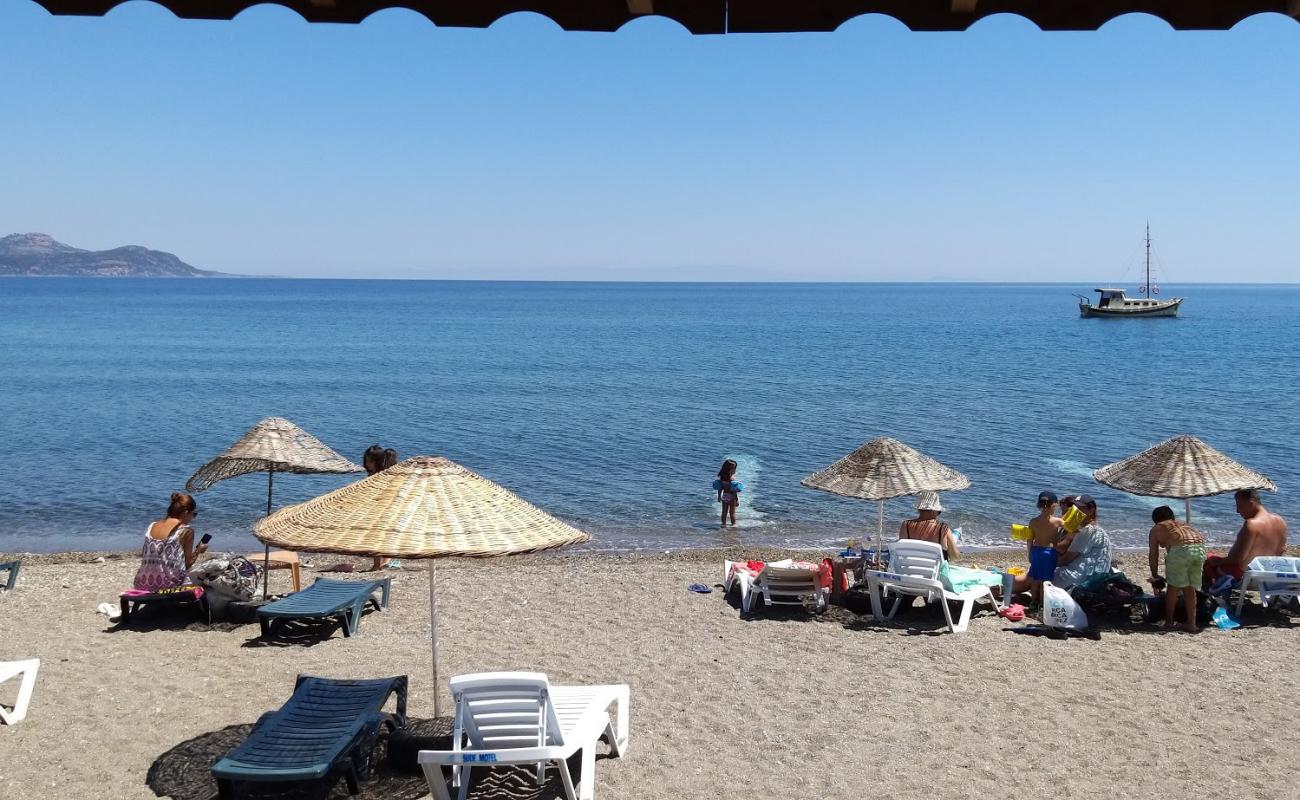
[725, 558, 834, 591]
[939, 563, 1002, 594]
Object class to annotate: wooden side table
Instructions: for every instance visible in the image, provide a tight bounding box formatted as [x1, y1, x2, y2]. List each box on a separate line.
[247, 550, 302, 593]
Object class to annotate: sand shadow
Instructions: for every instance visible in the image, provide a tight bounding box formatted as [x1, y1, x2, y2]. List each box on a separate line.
[147, 717, 612, 800]
[839, 598, 1003, 636]
[1219, 599, 1300, 630]
[1078, 594, 1300, 634]
[719, 584, 853, 625]
[104, 609, 225, 634]
[242, 606, 385, 648]
[241, 618, 347, 647]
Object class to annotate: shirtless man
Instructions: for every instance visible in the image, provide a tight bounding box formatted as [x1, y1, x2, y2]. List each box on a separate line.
[1203, 488, 1288, 591]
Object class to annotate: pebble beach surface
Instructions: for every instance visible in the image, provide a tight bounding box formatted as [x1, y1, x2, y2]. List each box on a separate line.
[2, 547, 1298, 800]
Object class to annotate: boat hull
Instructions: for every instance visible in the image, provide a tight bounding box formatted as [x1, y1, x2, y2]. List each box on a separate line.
[1079, 298, 1182, 318]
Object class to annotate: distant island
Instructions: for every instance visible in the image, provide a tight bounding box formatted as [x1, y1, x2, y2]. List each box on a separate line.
[0, 233, 229, 277]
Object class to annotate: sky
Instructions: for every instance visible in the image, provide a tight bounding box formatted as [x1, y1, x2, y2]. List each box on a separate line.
[2, 2, 1299, 281]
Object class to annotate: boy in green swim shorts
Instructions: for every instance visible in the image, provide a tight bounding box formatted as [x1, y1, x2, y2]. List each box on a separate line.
[1148, 505, 1207, 633]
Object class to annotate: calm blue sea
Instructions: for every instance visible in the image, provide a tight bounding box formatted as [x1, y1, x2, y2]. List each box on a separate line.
[0, 279, 1295, 554]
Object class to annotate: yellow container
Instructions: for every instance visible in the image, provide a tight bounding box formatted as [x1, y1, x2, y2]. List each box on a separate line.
[1007, 566, 1026, 577]
[1061, 505, 1087, 534]
[1010, 523, 1032, 542]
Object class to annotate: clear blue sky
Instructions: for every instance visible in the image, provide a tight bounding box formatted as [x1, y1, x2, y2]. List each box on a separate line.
[3, 2, 1298, 281]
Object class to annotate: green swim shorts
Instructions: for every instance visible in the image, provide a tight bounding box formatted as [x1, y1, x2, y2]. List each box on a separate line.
[1167, 543, 1207, 588]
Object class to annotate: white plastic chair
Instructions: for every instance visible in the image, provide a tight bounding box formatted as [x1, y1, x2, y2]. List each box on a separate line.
[1235, 556, 1300, 617]
[418, 672, 629, 800]
[863, 540, 1000, 634]
[722, 559, 827, 614]
[0, 659, 40, 725]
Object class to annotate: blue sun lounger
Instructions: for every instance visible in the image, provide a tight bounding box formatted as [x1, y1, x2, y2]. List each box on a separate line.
[257, 577, 390, 638]
[1, 561, 19, 592]
[212, 674, 408, 799]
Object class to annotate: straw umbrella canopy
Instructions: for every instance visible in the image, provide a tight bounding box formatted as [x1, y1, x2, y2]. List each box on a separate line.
[28, 1, 1295, 33]
[802, 437, 971, 555]
[1093, 435, 1277, 523]
[186, 417, 364, 591]
[254, 455, 590, 716]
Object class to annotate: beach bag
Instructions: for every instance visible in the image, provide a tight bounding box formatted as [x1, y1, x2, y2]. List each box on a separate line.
[189, 553, 258, 603]
[1042, 580, 1089, 630]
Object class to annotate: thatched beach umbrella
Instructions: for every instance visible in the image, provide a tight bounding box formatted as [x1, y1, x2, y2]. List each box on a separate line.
[186, 417, 363, 592]
[1093, 435, 1277, 524]
[802, 437, 971, 557]
[27, 0, 1294, 33]
[253, 455, 589, 716]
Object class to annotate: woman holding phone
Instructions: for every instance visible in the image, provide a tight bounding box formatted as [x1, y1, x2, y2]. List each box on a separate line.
[134, 492, 208, 591]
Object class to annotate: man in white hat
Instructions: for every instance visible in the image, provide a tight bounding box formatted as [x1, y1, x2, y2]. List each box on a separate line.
[899, 491, 959, 560]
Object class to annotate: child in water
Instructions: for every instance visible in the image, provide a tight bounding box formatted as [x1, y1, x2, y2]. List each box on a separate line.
[713, 459, 743, 526]
[1027, 490, 1064, 607]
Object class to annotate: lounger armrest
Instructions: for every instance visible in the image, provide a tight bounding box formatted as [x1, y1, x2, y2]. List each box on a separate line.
[864, 570, 943, 592]
[418, 744, 572, 767]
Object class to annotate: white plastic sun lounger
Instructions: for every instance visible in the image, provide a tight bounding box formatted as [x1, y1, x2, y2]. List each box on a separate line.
[418, 672, 630, 800]
[0, 659, 40, 725]
[863, 540, 1000, 634]
[722, 559, 827, 614]
[1234, 556, 1300, 617]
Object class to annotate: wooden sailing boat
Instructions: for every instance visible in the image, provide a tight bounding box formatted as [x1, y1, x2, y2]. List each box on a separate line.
[1078, 224, 1183, 317]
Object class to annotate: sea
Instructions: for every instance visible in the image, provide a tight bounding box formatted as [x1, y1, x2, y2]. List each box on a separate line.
[1, 280, 1296, 555]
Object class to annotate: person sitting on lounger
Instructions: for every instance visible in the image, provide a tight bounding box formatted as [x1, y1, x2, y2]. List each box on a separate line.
[1203, 488, 1288, 592]
[134, 492, 206, 591]
[899, 492, 959, 560]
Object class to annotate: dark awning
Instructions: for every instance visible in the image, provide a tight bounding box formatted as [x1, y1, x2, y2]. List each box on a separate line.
[26, 0, 1300, 33]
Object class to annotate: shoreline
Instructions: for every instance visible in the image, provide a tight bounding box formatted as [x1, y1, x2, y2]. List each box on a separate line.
[4, 549, 1300, 799]
[0, 544, 1187, 568]
[11, 540, 1294, 565]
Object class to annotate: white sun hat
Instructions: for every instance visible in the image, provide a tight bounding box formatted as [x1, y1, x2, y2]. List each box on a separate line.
[914, 491, 945, 512]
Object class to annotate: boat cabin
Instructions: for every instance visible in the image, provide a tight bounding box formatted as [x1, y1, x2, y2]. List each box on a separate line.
[1093, 288, 1163, 309]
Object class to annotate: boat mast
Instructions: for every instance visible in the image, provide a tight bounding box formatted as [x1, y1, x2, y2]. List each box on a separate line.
[1144, 221, 1151, 299]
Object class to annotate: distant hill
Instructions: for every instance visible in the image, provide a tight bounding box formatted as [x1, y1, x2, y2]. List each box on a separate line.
[0, 233, 228, 277]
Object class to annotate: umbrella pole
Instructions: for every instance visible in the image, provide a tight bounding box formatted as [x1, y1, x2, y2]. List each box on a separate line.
[876, 500, 885, 560]
[428, 559, 441, 718]
[263, 470, 274, 598]
[1185, 497, 1193, 525]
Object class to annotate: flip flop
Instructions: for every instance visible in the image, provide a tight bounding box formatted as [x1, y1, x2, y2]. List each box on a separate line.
[688, 583, 713, 594]
[998, 603, 1026, 622]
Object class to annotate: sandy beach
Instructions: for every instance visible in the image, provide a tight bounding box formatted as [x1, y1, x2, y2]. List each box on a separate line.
[2, 547, 1299, 800]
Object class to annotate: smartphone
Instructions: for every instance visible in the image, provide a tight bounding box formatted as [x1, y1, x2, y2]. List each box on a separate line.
[198, 533, 213, 547]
